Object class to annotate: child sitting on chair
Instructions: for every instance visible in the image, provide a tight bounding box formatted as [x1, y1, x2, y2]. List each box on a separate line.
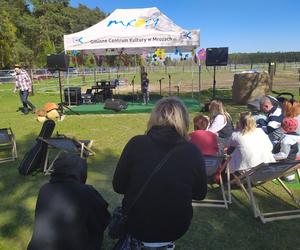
[189, 114, 219, 156]
[273, 117, 299, 161]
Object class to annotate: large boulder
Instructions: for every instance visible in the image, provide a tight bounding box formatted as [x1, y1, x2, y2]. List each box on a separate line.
[232, 71, 270, 104]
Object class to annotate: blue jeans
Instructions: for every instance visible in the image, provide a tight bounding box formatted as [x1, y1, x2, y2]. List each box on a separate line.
[19, 90, 35, 113]
[142, 91, 149, 104]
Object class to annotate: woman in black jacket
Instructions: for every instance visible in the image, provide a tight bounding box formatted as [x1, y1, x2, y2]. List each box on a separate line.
[113, 97, 207, 246]
[28, 152, 111, 250]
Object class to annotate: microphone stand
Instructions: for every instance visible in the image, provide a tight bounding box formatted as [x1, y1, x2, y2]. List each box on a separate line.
[168, 74, 171, 96]
[158, 77, 165, 96]
[131, 75, 136, 103]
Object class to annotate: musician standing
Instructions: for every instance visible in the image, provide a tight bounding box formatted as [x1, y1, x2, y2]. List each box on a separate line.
[141, 72, 150, 105]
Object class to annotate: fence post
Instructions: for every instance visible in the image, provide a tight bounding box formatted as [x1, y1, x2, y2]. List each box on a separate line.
[268, 62, 275, 91]
[30, 68, 34, 95]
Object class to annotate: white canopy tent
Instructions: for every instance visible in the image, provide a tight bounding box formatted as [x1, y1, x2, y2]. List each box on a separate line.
[64, 7, 200, 55]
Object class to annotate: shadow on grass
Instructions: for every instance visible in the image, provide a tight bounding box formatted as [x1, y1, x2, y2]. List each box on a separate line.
[0, 132, 120, 249]
[1, 100, 300, 249]
[0, 132, 48, 249]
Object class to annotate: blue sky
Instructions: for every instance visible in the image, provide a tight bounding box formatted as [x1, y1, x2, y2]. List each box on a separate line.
[70, 0, 300, 53]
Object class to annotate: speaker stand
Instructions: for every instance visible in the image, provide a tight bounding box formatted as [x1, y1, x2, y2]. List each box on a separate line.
[212, 65, 217, 99]
[57, 71, 80, 116]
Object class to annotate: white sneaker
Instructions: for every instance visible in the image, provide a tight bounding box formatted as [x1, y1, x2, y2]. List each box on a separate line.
[282, 174, 296, 182]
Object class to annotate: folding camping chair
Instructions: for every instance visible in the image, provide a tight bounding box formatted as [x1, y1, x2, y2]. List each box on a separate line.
[231, 160, 300, 223]
[192, 155, 232, 209]
[0, 128, 17, 163]
[39, 135, 95, 175]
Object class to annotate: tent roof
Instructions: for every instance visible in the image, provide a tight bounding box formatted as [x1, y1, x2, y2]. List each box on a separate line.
[64, 7, 200, 55]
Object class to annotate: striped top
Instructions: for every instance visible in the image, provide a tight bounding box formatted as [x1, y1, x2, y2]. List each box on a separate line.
[15, 70, 32, 91]
[266, 105, 283, 133]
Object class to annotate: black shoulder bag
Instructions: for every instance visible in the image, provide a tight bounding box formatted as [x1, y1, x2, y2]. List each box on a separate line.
[108, 146, 179, 240]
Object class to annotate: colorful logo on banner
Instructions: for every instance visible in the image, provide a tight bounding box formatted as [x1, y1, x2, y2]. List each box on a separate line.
[72, 37, 83, 45]
[155, 48, 166, 60]
[180, 32, 192, 40]
[197, 48, 206, 60]
[71, 50, 79, 56]
[107, 17, 159, 29]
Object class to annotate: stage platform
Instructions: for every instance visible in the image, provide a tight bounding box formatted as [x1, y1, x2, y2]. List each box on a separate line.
[66, 98, 202, 115]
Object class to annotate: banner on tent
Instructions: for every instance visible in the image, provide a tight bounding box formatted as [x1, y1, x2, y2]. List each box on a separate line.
[64, 7, 200, 55]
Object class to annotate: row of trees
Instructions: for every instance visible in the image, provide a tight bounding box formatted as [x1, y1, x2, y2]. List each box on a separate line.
[0, 0, 299, 69]
[229, 52, 300, 64]
[0, 0, 106, 69]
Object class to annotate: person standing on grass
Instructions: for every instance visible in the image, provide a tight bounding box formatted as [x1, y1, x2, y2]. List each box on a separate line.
[141, 72, 150, 105]
[14, 64, 36, 114]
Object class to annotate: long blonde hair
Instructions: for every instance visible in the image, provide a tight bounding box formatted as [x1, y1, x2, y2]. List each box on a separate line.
[209, 100, 231, 124]
[146, 97, 189, 138]
[239, 112, 256, 135]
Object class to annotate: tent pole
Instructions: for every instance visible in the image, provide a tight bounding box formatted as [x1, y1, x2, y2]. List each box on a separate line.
[191, 60, 194, 98]
[198, 63, 201, 101]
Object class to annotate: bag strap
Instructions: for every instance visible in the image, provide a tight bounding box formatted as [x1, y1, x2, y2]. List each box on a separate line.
[124, 145, 180, 215]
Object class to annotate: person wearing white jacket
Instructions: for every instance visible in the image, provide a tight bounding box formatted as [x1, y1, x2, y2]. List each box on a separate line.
[228, 112, 276, 173]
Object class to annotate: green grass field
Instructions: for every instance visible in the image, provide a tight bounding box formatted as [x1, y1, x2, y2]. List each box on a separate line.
[1, 72, 300, 250]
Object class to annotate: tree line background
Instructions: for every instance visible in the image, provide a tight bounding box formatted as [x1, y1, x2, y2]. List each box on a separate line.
[0, 0, 106, 69]
[1, 0, 300, 70]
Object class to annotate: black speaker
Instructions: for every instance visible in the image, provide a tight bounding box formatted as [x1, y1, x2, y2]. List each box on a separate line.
[104, 99, 127, 112]
[64, 87, 81, 105]
[205, 47, 228, 66]
[47, 53, 70, 71]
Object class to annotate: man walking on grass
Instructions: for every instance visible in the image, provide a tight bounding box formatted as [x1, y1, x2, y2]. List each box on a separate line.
[14, 64, 36, 115]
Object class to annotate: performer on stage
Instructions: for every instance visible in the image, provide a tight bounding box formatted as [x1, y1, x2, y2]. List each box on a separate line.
[141, 72, 150, 105]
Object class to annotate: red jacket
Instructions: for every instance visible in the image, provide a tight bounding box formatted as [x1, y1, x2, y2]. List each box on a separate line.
[190, 130, 219, 156]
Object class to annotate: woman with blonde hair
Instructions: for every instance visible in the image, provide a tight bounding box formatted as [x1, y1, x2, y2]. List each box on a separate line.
[208, 100, 233, 140]
[228, 112, 275, 173]
[113, 96, 207, 249]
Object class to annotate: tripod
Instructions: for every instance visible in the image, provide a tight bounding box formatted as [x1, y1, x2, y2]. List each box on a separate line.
[57, 71, 80, 115]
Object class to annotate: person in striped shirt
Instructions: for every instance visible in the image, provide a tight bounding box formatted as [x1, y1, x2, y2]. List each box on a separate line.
[14, 64, 36, 114]
[259, 95, 284, 144]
